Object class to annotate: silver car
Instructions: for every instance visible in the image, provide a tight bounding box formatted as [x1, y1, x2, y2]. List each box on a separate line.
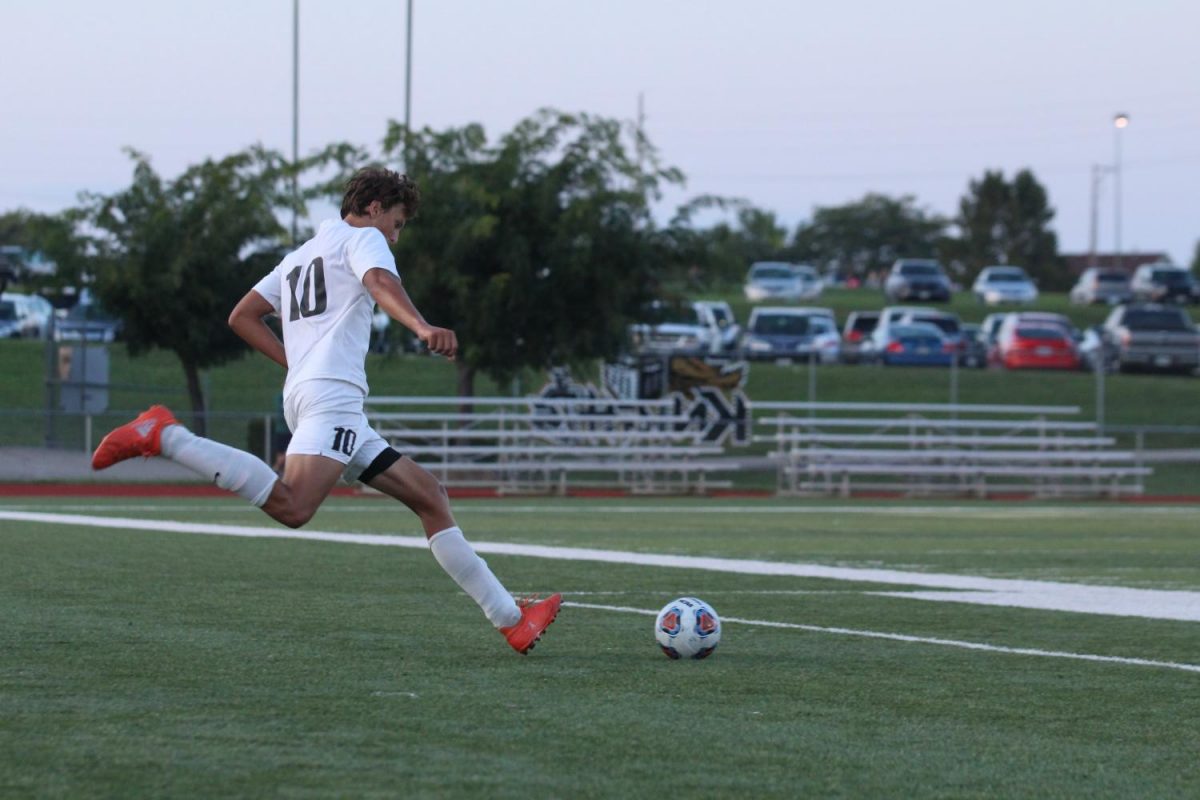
[972, 266, 1038, 305]
[1069, 268, 1132, 305]
[743, 262, 822, 302]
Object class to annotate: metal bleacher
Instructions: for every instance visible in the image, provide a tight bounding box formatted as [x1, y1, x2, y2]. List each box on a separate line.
[364, 395, 731, 495]
[756, 402, 1149, 498]
[363, 395, 1149, 498]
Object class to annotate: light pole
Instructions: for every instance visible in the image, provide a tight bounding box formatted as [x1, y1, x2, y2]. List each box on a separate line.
[1087, 164, 1109, 270]
[291, 0, 300, 244]
[1113, 112, 1129, 270]
[403, 0, 413, 170]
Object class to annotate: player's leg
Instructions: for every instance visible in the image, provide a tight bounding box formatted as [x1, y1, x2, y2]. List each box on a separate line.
[364, 454, 519, 624]
[259, 453, 345, 528]
[93, 386, 351, 529]
[258, 381, 368, 528]
[360, 449, 560, 653]
[93, 405, 279, 509]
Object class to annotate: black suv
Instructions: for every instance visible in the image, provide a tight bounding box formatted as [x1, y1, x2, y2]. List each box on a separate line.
[883, 259, 952, 303]
[1130, 264, 1200, 305]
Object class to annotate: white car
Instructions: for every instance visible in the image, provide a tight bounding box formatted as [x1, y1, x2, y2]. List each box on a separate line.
[972, 266, 1038, 305]
[693, 300, 742, 353]
[743, 262, 822, 302]
[630, 300, 734, 356]
[0, 292, 55, 339]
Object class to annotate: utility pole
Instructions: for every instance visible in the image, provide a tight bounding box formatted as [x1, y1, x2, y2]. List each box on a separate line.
[636, 92, 646, 174]
[404, 0, 413, 170]
[291, 0, 300, 244]
[1088, 164, 1110, 270]
[1113, 113, 1129, 270]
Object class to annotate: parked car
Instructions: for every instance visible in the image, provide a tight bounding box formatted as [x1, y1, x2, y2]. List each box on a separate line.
[1130, 263, 1200, 305]
[972, 266, 1038, 305]
[1086, 304, 1200, 374]
[958, 323, 989, 368]
[870, 306, 954, 360]
[895, 308, 964, 352]
[0, 292, 54, 339]
[980, 312, 1008, 342]
[790, 265, 823, 300]
[742, 306, 840, 363]
[0, 298, 21, 338]
[744, 262, 820, 302]
[53, 301, 122, 343]
[629, 299, 743, 356]
[883, 259, 952, 303]
[875, 322, 954, 367]
[840, 310, 880, 364]
[1069, 268, 1133, 305]
[994, 316, 1081, 371]
[693, 300, 742, 353]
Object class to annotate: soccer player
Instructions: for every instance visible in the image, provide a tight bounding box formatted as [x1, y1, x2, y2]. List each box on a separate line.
[91, 167, 561, 654]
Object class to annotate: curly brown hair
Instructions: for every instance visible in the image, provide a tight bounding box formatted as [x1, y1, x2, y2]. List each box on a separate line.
[340, 167, 421, 218]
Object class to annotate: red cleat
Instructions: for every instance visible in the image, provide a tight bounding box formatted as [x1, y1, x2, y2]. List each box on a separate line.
[91, 405, 179, 470]
[500, 593, 562, 654]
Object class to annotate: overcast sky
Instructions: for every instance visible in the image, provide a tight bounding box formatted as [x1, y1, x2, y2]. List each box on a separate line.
[3, 0, 1198, 263]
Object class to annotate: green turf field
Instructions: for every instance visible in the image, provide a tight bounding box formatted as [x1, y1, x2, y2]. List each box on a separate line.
[2, 497, 1198, 797]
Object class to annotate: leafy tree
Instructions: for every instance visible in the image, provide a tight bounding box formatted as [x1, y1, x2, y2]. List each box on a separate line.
[82, 148, 293, 434]
[661, 202, 790, 289]
[790, 193, 947, 279]
[377, 109, 684, 397]
[1190, 240, 1200, 275]
[0, 209, 91, 293]
[955, 168, 1065, 288]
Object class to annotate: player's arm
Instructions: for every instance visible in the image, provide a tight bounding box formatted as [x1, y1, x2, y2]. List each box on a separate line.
[361, 267, 457, 359]
[228, 289, 288, 368]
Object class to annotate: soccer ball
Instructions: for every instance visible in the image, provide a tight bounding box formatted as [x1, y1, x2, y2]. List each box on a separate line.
[654, 597, 721, 659]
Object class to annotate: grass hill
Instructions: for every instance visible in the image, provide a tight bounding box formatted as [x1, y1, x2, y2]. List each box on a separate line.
[1, 288, 1195, 492]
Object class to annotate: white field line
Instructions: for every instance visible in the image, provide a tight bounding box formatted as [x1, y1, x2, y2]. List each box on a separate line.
[565, 601, 1200, 675]
[1, 502, 1198, 518]
[3, 510, 1200, 622]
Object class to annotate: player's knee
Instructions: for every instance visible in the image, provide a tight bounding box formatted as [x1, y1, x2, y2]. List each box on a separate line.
[402, 474, 450, 519]
[422, 475, 450, 512]
[269, 496, 318, 529]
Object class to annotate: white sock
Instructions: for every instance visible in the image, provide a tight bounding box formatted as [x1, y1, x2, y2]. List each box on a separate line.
[428, 527, 521, 628]
[160, 425, 277, 507]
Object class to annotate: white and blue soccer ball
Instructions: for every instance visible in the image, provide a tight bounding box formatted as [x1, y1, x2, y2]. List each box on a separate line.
[655, 597, 721, 659]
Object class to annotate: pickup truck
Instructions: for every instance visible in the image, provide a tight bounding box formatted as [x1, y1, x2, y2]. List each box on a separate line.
[1089, 304, 1200, 374]
[629, 300, 742, 356]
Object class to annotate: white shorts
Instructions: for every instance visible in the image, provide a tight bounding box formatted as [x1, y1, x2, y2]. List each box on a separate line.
[283, 379, 391, 484]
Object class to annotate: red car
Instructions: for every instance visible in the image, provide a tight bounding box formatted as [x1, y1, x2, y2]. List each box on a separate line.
[996, 319, 1081, 370]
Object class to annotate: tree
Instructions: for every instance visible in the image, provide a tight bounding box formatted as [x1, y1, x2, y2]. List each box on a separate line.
[0, 208, 92, 292]
[660, 201, 790, 289]
[82, 148, 293, 434]
[955, 168, 1065, 288]
[1190, 240, 1200, 275]
[378, 109, 684, 397]
[790, 194, 947, 278]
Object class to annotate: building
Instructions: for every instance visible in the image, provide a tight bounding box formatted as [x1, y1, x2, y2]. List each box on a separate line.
[1061, 252, 1170, 277]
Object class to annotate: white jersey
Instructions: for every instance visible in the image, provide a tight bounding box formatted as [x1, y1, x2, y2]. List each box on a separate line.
[252, 218, 398, 398]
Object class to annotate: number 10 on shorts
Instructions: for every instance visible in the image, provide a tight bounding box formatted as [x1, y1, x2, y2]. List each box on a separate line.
[332, 426, 356, 456]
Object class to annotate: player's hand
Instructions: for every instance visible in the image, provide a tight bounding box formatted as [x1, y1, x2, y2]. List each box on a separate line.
[418, 325, 458, 360]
